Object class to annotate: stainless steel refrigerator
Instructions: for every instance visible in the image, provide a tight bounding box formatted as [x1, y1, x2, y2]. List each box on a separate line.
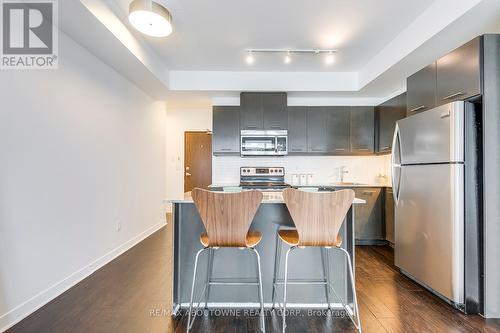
[392, 101, 465, 306]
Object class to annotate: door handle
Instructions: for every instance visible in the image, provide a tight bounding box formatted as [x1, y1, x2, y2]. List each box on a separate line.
[442, 92, 465, 100]
[440, 113, 451, 119]
[409, 105, 426, 113]
[185, 173, 191, 177]
[391, 125, 401, 205]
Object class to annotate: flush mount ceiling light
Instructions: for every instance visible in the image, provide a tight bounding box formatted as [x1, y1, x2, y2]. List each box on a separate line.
[129, 0, 173, 37]
[244, 48, 338, 65]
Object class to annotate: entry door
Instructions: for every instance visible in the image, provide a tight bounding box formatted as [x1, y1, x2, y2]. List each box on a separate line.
[184, 131, 212, 193]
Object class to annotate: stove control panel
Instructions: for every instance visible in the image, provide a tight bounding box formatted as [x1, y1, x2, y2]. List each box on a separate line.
[240, 167, 284, 177]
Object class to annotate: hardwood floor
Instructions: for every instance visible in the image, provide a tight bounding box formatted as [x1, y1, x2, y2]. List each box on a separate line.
[7, 223, 500, 333]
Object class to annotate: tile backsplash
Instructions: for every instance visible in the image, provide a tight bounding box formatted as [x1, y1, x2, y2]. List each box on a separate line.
[212, 155, 392, 185]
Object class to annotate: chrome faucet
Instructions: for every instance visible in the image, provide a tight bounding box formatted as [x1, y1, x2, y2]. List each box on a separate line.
[340, 166, 349, 182]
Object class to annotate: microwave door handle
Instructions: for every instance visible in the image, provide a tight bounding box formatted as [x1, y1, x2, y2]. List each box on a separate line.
[275, 136, 278, 153]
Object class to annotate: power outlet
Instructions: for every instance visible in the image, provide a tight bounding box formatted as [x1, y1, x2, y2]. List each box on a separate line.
[116, 220, 122, 232]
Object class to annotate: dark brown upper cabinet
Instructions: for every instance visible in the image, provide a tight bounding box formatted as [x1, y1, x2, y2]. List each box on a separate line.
[376, 93, 407, 154]
[350, 106, 375, 153]
[212, 106, 240, 155]
[307, 106, 350, 154]
[406, 62, 437, 116]
[327, 107, 351, 153]
[406, 36, 483, 116]
[436, 37, 481, 104]
[240, 92, 263, 130]
[288, 106, 307, 153]
[262, 93, 288, 130]
[306, 107, 329, 153]
[240, 92, 288, 130]
[307, 106, 362, 155]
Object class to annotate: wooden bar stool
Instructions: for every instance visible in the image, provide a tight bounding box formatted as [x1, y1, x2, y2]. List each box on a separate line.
[187, 188, 265, 332]
[272, 188, 361, 333]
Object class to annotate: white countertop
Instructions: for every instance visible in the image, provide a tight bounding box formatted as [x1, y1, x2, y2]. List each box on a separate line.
[165, 191, 367, 204]
[208, 183, 391, 188]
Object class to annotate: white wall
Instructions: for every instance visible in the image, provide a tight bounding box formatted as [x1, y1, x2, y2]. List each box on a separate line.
[0, 30, 166, 330]
[213, 155, 392, 186]
[165, 106, 212, 202]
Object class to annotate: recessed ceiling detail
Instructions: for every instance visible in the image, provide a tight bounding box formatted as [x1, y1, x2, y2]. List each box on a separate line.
[75, 0, 500, 100]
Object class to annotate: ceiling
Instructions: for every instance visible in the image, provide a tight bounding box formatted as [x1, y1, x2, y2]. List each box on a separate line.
[115, 0, 435, 72]
[68, 0, 500, 103]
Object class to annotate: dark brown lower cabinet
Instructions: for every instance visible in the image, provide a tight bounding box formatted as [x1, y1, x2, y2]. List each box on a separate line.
[385, 187, 395, 245]
[353, 187, 385, 244]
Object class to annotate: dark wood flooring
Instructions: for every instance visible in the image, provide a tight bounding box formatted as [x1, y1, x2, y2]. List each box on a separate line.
[8, 224, 500, 333]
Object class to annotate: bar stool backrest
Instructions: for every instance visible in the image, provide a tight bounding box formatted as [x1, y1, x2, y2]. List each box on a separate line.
[282, 188, 355, 247]
[191, 188, 263, 247]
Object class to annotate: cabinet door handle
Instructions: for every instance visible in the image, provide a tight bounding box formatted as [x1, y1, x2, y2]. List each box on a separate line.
[291, 148, 304, 152]
[354, 148, 370, 151]
[381, 146, 391, 150]
[409, 105, 426, 113]
[220, 148, 232, 151]
[270, 126, 282, 129]
[311, 148, 325, 152]
[440, 111, 451, 119]
[442, 92, 465, 100]
[362, 191, 377, 194]
[335, 148, 346, 151]
[246, 126, 258, 129]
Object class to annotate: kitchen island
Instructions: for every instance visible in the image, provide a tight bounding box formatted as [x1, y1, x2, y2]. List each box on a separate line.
[166, 191, 365, 314]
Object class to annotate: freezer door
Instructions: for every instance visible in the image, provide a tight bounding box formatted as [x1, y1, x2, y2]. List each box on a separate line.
[395, 164, 464, 304]
[397, 101, 464, 164]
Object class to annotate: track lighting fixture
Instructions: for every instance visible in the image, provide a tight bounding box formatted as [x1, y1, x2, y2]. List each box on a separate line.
[244, 48, 338, 65]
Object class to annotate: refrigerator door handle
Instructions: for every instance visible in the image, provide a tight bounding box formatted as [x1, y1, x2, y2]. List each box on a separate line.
[391, 125, 402, 205]
[392, 165, 401, 205]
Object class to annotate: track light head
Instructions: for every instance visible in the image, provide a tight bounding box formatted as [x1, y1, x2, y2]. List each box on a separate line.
[246, 51, 254, 64]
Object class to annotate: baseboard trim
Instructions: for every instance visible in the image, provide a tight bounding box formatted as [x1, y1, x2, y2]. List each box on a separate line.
[0, 220, 167, 332]
[355, 239, 389, 246]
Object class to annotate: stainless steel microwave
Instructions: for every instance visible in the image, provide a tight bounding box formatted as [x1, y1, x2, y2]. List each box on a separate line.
[240, 130, 288, 156]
